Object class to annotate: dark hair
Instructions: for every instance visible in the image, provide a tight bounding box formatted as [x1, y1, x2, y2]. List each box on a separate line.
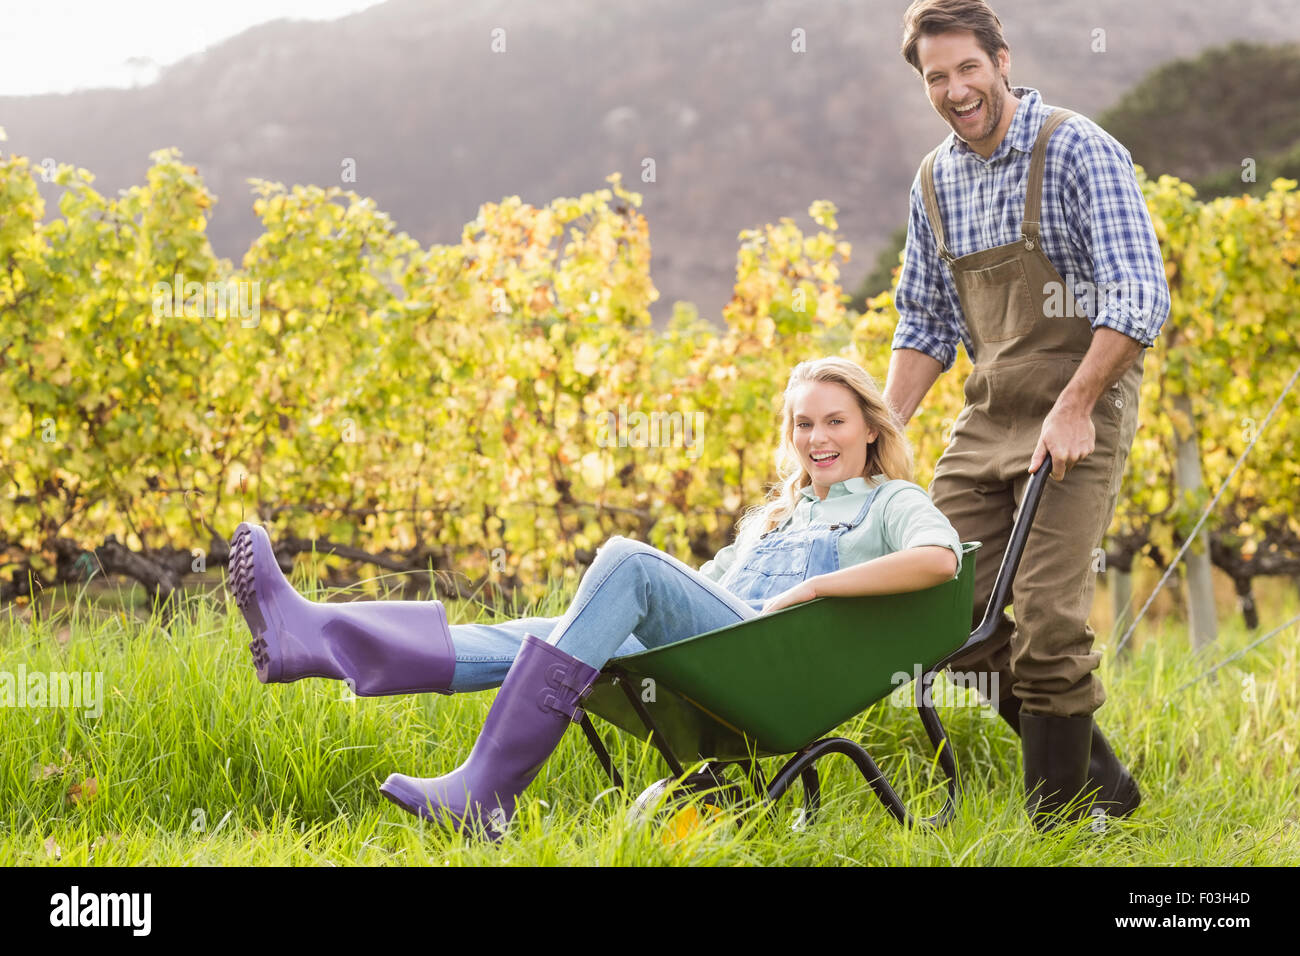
[901, 0, 1012, 90]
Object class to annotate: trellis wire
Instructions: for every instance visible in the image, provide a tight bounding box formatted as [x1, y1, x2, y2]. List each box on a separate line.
[1114, 360, 1300, 655]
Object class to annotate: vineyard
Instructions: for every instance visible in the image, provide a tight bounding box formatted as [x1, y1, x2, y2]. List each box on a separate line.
[1, 129, 1297, 639]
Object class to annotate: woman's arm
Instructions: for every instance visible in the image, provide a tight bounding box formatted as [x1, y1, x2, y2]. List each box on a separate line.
[760, 545, 958, 614]
[809, 545, 958, 598]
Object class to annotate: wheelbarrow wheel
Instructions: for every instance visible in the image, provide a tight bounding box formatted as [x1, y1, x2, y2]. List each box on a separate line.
[624, 765, 747, 831]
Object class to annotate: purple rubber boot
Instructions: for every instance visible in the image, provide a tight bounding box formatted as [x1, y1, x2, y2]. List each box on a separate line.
[229, 521, 456, 696]
[379, 632, 599, 840]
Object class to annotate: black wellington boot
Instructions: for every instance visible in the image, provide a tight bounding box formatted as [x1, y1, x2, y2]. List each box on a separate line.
[999, 695, 1140, 819]
[1020, 713, 1094, 832]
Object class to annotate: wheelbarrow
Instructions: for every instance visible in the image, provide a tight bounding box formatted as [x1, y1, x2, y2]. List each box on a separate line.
[576, 453, 1054, 831]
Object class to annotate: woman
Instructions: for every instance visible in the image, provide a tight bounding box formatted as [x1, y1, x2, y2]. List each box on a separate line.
[230, 356, 963, 839]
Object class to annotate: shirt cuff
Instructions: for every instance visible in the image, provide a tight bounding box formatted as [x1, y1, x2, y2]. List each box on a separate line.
[903, 533, 964, 580]
[1092, 309, 1159, 349]
[891, 326, 957, 373]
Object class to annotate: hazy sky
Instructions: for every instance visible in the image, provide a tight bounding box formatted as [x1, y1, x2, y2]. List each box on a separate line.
[0, 0, 385, 96]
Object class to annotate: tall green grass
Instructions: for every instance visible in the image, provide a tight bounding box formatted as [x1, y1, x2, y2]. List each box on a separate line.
[1, 571, 1296, 866]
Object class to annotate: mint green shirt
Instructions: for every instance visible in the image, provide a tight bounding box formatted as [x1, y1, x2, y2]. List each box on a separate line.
[697, 474, 963, 585]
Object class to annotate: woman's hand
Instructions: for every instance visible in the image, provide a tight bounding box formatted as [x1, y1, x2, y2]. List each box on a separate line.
[761, 580, 818, 614]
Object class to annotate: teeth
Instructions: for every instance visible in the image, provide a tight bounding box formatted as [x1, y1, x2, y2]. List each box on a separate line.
[954, 99, 981, 114]
[811, 452, 838, 461]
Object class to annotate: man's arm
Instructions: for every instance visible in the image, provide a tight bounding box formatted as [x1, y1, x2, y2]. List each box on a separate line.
[1030, 125, 1171, 480]
[882, 347, 943, 429]
[1028, 327, 1142, 479]
[1062, 128, 1172, 349]
[885, 171, 962, 427]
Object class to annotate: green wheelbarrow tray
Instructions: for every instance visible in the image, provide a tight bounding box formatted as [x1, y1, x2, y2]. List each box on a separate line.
[582, 539, 979, 760]
[576, 453, 1055, 829]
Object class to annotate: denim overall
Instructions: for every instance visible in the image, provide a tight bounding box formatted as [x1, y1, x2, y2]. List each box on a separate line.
[718, 485, 884, 612]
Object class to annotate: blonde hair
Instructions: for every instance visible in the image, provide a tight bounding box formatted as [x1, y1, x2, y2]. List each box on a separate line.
[734, 357, 915, 546]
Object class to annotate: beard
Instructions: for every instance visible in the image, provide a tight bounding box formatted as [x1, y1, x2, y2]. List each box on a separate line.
[948, 76, 1008, 146]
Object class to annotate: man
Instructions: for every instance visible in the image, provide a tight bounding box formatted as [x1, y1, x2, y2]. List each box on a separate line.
[882, 0, 1170, 831]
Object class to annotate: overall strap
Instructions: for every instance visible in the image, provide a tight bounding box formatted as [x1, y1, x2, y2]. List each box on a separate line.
[837, 483, 884, 531]
[919, 145, 955, 265]
[1021, 108, 1076, 249]
[757, 482, 884, 539]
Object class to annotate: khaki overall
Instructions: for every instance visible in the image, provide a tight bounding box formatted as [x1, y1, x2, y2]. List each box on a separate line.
[920, 108, 1143, 718]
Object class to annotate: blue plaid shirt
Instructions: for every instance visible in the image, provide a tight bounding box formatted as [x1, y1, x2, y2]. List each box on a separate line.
[892, 87, 1171, 372]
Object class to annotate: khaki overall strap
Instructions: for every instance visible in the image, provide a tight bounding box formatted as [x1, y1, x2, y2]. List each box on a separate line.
[919, 107, 1078, 260]
[1021, 108, 1077, 247]
[919, 145, 953, 264]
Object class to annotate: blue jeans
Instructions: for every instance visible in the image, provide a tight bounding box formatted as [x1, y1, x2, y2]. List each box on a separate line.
[448, 536, 760, 692]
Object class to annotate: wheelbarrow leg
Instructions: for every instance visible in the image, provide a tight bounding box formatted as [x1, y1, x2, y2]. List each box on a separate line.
[768, 738, 909, 825]
[579, 712, 624, 790]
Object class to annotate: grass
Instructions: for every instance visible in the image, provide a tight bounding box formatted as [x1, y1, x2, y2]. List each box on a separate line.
[1, 569, 1297, 866]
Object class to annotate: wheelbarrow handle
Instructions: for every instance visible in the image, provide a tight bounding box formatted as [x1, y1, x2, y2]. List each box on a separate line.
[938, 450, 1054, 667]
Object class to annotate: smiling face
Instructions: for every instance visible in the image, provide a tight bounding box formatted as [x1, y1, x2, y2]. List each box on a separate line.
[790, 380, 879, 501]
[916, 30, 1017, 158]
